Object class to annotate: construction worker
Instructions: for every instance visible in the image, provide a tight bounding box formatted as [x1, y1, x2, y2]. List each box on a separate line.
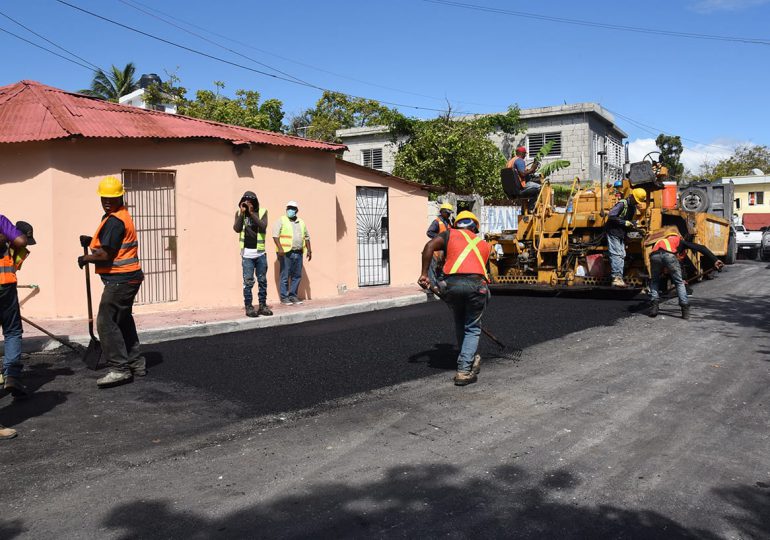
[647, 229, 724, 319]
[426, 202, 454, 286]
[506, 146, 541, 211]
[0, 214, 30, 439]
[419, 210, 491, 386]
[233, 191, 272, 318]
[272, 201, 311, 305]
[78, 177, 145, 388]
[606, 187, 647, 288]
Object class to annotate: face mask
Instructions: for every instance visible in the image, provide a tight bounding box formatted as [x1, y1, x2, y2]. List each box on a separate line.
[287, 209, 297, 218]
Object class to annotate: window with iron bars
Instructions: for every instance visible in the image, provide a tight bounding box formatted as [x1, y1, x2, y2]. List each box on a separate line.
[527, 132, 561, 157]
[362, 148, 384, 170]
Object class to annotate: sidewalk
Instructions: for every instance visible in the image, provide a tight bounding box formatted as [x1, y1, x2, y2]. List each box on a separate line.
[5, 285, 431, 354]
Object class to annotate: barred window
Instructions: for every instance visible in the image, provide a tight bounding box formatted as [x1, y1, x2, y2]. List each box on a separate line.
[362, 148, 383, 170]
[527, 132, 561, 157]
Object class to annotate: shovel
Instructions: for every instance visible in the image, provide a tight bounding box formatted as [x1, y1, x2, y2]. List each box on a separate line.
[20, 315, 83, 355]
[81, 237, 103, 370]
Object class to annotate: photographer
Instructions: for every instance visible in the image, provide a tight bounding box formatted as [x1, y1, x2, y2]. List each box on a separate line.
[506, 146, 541, 211]
[233, 191, 272, 317]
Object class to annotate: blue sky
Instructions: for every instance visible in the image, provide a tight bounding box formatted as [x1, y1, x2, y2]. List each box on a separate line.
[2, 0, 769, 171]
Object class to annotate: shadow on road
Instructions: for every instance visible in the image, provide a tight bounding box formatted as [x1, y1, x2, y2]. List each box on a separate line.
[0, 361, 73, 427]
[408, 343, 457, 370]
[713, 482, 770, 540]
[95, 463, 735, 539]
[0, 519, 24, 540]
[694, 294, 770, 338]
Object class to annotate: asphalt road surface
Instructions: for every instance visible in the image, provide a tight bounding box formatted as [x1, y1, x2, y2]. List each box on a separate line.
[1, 261, 768, 539]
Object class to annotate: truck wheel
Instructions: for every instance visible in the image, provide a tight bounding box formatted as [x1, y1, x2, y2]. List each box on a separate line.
[724, 233, 736, 265]
[679, 187, 710, 213]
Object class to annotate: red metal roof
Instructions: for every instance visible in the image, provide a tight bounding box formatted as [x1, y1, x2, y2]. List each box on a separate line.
[0, 80, 345, 152]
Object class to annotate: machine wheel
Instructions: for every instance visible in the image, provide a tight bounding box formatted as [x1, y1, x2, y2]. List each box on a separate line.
[679, 186, 711, 213]
[724, 233, 736, 265]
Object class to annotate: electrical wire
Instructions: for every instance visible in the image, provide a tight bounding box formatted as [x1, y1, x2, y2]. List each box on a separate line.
[0, 24, 94, 72]
[53, 0, 463, 114]
[422, 0, 770, 46]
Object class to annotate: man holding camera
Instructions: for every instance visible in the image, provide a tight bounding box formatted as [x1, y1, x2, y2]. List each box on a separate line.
[506, 146, 541, 211]
[78, 176, 145, 388]
[233, 191, 272, 317]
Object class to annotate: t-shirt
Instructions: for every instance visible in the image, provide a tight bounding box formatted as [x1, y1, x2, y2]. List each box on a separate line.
[97, 215, 144, 284]
[0, 214, 21, 256]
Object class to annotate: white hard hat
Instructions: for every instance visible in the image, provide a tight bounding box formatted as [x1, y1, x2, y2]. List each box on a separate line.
[286, 200, 299, 208]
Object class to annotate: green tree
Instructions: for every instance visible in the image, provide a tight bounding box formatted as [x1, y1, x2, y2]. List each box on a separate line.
[655, 134, 685, 181]
[391, 107, 522, 198]
[288, 91, 403, 142]
[80, 62, 139, 102]
[699, 144, 770, 181]
[145, 77, 284, 132]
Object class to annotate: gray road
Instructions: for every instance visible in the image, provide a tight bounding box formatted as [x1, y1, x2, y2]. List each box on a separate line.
[1, 261, 768, 539]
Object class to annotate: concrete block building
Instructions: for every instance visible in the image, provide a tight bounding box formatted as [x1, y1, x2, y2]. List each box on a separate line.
[336, 103, 628, 185]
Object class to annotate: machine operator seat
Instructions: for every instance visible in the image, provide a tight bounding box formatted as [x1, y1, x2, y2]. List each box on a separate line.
[501, 167, 536, 214]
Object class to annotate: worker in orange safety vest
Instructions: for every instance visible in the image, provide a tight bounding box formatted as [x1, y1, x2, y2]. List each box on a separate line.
[426, 202, 454, 286]
[646, 228, 723, 319]
[419, 210, 491, 386]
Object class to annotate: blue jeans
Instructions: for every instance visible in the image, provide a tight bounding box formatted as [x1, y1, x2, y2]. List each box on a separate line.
[279, 251, 303, 300]
[607, 234, 626, 278]
[649, 251, 688, 306]
[519, 182, 541, 211]
[0, 284, 22, 378]
[443, 276, 490, 372]
[242, 255, 268, 306]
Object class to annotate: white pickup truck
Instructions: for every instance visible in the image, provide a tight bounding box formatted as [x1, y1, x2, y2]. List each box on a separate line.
[734, 224, 763, 260]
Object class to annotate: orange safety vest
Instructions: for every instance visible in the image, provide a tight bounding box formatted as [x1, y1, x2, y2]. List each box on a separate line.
[434, 217, 449, 235]
[0, 251, 17, 285]
[89, 207, 141, 274]
[442, 229, 491, 281]
[652, 234, 682, 255]
[507, 157, 528, 188]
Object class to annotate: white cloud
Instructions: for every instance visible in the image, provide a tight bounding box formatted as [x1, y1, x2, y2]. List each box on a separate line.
[628, 137, 742, 174]
[690, 0, 770, 13]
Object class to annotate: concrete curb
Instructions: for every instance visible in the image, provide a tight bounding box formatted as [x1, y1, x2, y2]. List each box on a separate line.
[7, 293, 432, 354]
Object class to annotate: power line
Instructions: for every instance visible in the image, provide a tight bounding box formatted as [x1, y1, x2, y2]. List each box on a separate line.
[54, 0, 461, 114]
[0, 10, 102, 72]
[0, 24, 94, 72]
[423, 0, 770, 46]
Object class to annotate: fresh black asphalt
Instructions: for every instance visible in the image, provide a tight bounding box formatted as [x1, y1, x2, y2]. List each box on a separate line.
[145, 293, 642, 416]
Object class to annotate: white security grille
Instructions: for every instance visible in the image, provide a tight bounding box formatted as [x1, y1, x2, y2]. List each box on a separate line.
[362, 148, 384, 169]
[356, 187, 390, 286]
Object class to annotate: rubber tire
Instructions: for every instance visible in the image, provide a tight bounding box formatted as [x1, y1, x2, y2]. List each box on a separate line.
[679, 187, 710, 213]
[724, 233, 736, 265]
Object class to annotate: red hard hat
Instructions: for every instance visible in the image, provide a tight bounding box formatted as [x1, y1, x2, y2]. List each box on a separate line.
[516, 146, 527, 154]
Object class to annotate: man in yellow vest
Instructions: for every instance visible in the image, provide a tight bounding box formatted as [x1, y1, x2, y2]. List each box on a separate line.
[233, 191, 272, 317]
[78, 177, 145, 388]
[0, 214, 30, 439]
[419, 210, 491, 386]
[647, 229, 723, 319]
[272, 201, 312, 305]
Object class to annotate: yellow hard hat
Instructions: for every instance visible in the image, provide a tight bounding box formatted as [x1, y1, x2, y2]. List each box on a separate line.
[455, 210, 480, 229]
[632, 188, 647, 204]
[97, 176, 125, 198]
[439, 202, 453, 212]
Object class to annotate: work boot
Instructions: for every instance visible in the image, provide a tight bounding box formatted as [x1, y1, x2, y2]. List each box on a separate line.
[471, 354, 482, 375]
[453, 371, 477, 386]
[611, 276, 627, 288]
[245, 304, 258, 318]
[258, 304, 273, 316]
[0, 425, 17, 440]
[96, 371, 133, 388]
[289, 296, 304, 305]
[649, 300, 659, 318]
[280, 297, 293, 305]
[4, 376, 28, 399]
[681, 305, 691, 320]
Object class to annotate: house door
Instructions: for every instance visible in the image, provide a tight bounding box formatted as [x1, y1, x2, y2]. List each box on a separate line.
[122, 170, 178, 304]
[356, 187, 390, 286]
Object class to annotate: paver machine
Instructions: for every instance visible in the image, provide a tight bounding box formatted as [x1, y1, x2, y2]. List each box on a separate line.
[488, 154, 731, 291]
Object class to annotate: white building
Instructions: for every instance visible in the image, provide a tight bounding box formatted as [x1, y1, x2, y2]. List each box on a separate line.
[336, 103, 628, 184]
[118, 73, 177, 114]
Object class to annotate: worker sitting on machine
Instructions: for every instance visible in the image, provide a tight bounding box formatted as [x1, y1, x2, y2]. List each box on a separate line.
[504, 146, 541, 212]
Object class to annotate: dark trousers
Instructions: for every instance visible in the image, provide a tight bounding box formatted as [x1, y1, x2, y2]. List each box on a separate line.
[96, 282, 144, 374]
[0, 284, 23, 378]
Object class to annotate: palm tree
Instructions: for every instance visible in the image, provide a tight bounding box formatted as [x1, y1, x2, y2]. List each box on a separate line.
[79, 63, 139, 102]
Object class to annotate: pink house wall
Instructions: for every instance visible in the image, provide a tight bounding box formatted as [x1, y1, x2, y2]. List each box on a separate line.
[0, 139, 428, 319]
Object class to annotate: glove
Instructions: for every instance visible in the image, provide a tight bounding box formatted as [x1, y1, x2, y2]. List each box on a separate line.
[77, 255, 87, 269]
[79, 235, 93, 248]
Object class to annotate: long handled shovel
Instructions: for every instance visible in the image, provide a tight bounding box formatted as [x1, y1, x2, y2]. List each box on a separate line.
[81, 238, 103, 370]
[20, 315, 83, 354]
[425, 283, 521, 361]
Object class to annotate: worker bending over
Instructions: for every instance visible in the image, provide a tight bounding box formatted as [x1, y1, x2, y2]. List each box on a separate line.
[419, 211, 491, 386]
[647, 229, 723, 320]
[606, 188, 647, 288]
[79, 177, 145, 388]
